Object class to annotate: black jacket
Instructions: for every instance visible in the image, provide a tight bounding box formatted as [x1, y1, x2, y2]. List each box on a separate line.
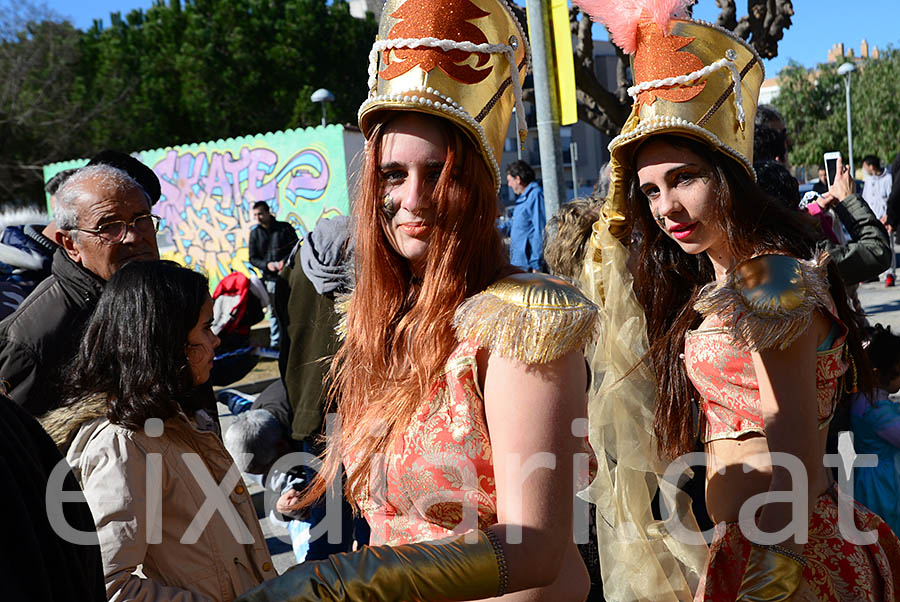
[886, 152, 900, 229]
[0, 394, 105, 601]
[828, 193, 892, 285]
[0, 248, 104, 415]
[248, 220, 299, 281]
[275, 254, 341, 440]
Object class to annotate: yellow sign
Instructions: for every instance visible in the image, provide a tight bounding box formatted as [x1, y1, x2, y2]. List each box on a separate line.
[551, 0, 577, 125]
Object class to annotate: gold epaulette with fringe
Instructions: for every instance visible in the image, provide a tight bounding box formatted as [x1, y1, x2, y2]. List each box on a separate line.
[694, 253, 831, 351]
[453, 273, 599, 364]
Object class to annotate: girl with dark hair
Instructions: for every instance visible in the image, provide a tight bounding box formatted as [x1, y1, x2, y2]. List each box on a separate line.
[42, 260, 275, 600]
[238, 1, 599, 601]
[851, 324, 900, 535]
[574, 0, 900, 600]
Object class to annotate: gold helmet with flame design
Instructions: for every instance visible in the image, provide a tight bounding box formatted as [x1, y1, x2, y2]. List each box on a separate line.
[358, 0, 531, 191]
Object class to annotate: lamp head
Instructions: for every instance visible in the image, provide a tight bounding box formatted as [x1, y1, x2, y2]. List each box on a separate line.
[311, 88, 336, 103]
[837, 62, 856, 76]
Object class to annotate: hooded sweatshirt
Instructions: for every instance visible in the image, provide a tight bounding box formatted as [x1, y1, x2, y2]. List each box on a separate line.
[277, 215, 353, 440]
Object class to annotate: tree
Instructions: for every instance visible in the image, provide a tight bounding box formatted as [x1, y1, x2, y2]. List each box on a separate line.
[0, 3, 96, 205]
[75, 0, 377, 148]
[568, 0, 795, 137]
[0, 0, 378, 209]
[775, 49, 900, 170]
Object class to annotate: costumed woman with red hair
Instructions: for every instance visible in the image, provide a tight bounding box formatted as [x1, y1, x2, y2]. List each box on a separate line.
[573, 0, 900, 600]
[239, 1, 598, 600]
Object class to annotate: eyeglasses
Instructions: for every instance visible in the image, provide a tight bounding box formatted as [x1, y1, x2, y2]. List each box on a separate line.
[72, 214, 161, 244]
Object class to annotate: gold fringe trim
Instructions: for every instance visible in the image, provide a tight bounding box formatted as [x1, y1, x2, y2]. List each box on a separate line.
[452, 273, 599, 365]
[694, 253, 832, 351]
[333, 293, 350, 341]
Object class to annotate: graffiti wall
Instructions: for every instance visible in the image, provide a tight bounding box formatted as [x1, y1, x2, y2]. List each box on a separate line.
[43, 125, 355, 289]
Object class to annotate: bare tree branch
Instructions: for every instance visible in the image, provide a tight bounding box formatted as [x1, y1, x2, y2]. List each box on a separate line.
[715, 0, 739, 31]
[573, 62, 630, 127]
[568, 8, 632, 135]
[576, 89, 621, 137]
[613, 45, 631, 106]
[730, 0, 794, 58]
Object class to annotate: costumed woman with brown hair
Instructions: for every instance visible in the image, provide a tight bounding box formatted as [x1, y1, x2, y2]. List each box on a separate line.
[572, 0, 900, 600]
[239, 1, 598, 600]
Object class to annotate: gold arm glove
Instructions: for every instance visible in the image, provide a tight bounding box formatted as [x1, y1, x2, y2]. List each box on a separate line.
[237, 530, 505, 602]
[736, 544, 805, 601]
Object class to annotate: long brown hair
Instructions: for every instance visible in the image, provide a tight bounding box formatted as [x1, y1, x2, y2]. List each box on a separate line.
[305, 112, 510, 504]
[624, 134, 872, 459]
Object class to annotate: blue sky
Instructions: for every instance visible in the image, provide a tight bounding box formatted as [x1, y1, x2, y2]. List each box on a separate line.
[45, 0, 899, 77]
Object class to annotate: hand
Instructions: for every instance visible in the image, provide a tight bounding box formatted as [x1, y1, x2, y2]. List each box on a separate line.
[815, 193, 838, 211]
[822, 157, 853, 204]
[276, 488, 307, 520]
[266, 261, 279, 272]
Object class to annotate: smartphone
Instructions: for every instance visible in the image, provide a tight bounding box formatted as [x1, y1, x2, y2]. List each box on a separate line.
[824, 151, 841, 186]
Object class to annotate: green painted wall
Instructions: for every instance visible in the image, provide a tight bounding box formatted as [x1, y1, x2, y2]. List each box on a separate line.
[44, 124, 352, 288]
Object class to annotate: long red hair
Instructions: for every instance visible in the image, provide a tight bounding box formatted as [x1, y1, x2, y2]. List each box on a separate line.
[304, 112, 510, 504]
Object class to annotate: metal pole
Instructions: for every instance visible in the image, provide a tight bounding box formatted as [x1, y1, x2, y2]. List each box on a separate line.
[525, 0, 564, 218]
[844, 74, 854, 177]
[889, 231, 897, 286]
[569, 141, 578, 199]
[514, 108, 522, 160]
[321, 103, 328, 127]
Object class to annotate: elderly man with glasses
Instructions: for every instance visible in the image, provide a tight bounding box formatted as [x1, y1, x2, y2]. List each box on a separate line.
[0, 154, 160, 415]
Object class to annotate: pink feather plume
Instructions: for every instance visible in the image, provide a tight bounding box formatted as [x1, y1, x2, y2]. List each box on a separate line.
[573, 0, 693, 54]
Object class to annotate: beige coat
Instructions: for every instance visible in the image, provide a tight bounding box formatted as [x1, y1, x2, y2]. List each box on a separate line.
[63, 407, 276, 601]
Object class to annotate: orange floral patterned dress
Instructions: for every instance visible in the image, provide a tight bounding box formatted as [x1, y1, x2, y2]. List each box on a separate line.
[341, 272, 599, 547]
[686, 298, 849, 445]
[685, 299, 900, 600]
[346, 338, 498, 546]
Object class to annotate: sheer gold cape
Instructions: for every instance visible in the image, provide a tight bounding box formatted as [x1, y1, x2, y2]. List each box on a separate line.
[579, 207, 708, 602]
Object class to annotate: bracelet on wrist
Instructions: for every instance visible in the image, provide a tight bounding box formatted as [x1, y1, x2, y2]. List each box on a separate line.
[752, 542, 808, 567]
[483, 529, 509, 596]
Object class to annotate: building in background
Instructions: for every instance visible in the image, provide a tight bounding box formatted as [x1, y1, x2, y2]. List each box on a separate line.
[827, 39, 880, 64]
[759, 78, 781, 105]
[498, 40, 619, 208]
[761, 39, 881, 107]
[350, 0, 383, 20]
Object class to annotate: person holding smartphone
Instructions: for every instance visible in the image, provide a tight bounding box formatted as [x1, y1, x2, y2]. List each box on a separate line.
[808, 155, 892, 285]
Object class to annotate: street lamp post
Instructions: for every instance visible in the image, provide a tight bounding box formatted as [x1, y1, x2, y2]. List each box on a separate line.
[311, 88, 335, 127]
[525, 0, 564, 219]
[837, 62, 856, 175]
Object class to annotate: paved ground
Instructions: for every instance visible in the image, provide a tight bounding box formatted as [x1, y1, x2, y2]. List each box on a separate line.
[857, 276, 900, 331]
